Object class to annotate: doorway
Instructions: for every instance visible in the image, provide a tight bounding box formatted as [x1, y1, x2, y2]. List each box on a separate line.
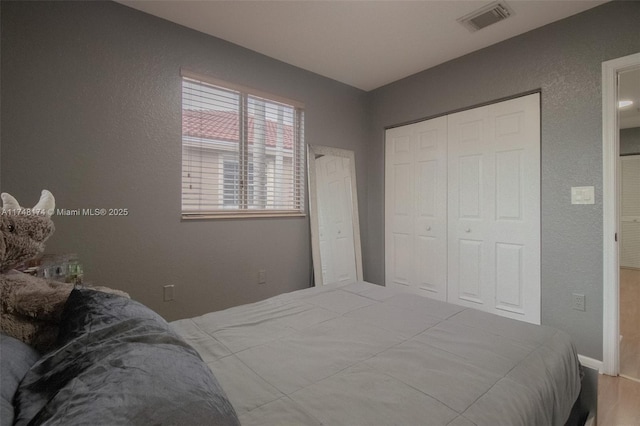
[618, 69, 640, 380]
[602, 52, 640, 377]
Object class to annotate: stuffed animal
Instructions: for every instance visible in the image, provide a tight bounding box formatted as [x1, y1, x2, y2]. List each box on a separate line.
[0, 190, 66, 351]
[0, 190, 127, 352]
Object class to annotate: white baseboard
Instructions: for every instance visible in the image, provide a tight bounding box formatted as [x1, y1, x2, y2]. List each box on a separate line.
[578, 354, 603, 373]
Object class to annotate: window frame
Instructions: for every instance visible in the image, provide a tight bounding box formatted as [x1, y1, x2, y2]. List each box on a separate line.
[181, 70, 306, 219]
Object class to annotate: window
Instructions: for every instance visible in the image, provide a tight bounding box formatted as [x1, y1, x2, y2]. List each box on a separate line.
[223, 159, 240, 207]
[181, 71, 305, 218]
[223, 158, 254, 207]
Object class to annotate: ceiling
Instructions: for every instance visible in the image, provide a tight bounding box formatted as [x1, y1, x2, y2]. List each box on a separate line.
[117, 0, 609, 92]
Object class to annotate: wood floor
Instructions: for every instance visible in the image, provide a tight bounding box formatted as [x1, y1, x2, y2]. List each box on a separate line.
[598, 374, 640, 425]
[596, 269, 640, 426]
[620, 268, 640, 380]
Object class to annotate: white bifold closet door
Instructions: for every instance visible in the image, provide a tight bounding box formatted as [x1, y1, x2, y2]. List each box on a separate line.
[448, 94, 540, 324]
[385, 116, 448, 301]
[385, 93, 540, 324]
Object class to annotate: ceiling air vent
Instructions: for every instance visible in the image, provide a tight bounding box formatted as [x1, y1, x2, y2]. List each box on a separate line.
[458, 1, 514, 32]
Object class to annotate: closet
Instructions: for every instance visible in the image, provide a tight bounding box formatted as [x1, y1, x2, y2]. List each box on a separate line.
[385, 93, 540, 324]
[620, 155, 640, 269]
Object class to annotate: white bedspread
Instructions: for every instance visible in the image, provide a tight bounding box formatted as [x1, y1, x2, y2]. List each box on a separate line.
[172, 281, 581, 426]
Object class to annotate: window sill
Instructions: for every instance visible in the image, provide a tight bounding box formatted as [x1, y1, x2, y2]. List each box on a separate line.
[181, 211, 306, 220]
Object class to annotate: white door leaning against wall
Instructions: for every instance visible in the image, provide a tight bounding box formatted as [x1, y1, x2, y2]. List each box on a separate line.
[317, 155, 358, 284]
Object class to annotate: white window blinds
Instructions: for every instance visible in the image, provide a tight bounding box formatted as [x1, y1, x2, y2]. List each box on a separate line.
[181, 72, 305, 218]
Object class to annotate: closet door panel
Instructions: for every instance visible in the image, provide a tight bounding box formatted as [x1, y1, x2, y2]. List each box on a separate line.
[495, 243, 524, 313]
[458, 239, 484, 304]
[495, 150, 523, 221]
[490, 95, 540, 323]
[386, 127, 415, 289]
[448, 93, 540, 324]
[416, 235, 439, 293]
[392, 233, 413, 287]
[413, 118, 448, 300]
[458, 155, 483, 219]
[385, 117, 447, 299]
[448, 105, 494, 310]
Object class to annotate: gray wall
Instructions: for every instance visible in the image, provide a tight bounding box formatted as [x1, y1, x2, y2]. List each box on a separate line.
[3, 0, 639, 360]
[0, 1, 369, 321]
[621, 127, 640, 155]
[366, 1, 640, 360]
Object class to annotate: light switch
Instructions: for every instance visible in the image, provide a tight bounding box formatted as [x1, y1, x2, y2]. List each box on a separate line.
[163, 285, 175, 302]
[571, 186, 595, 205]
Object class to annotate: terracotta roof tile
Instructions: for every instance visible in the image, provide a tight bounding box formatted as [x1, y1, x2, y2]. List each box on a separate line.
[182, 110, 294, 149]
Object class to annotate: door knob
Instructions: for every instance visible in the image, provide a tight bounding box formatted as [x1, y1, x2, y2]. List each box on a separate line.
[465, 228, 471, 233]
[426, 226, 432, 231]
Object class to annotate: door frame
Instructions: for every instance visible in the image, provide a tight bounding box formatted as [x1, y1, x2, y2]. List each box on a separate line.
[602, 52, 640, 376]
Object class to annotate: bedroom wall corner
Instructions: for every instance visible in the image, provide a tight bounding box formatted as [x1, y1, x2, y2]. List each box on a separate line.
[365, 1, 640, 360]
[0, 0, 369, 321]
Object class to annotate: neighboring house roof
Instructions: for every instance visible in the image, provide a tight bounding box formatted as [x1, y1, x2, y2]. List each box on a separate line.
[183, 109, 294, 150]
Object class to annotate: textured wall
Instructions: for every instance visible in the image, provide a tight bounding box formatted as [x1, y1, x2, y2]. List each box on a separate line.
[3, 0, 639, 360]
[621, 127, 640, 155]
[366, 1, 640, 360]
[0, 1, 368, 321]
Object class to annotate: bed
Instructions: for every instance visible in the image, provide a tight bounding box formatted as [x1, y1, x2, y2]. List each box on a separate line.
[171, 280, 585, 426]
[2, 281, 586, 425]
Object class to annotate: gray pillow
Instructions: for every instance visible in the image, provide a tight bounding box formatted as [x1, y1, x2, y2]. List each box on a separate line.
[14, 288, 239, 425]
[0, 333, 40, 425]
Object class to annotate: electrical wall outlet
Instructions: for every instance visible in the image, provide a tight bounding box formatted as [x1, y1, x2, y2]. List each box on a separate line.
[163, 285, 175, 302]
[258, 269, 267, 284]
[572, 293, 585, 311]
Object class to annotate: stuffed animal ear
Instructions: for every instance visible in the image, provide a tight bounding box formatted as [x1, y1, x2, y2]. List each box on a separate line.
[1, 193, 22, 211]
[33, 190, 55, 216]
[1, 190, 55, 216]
